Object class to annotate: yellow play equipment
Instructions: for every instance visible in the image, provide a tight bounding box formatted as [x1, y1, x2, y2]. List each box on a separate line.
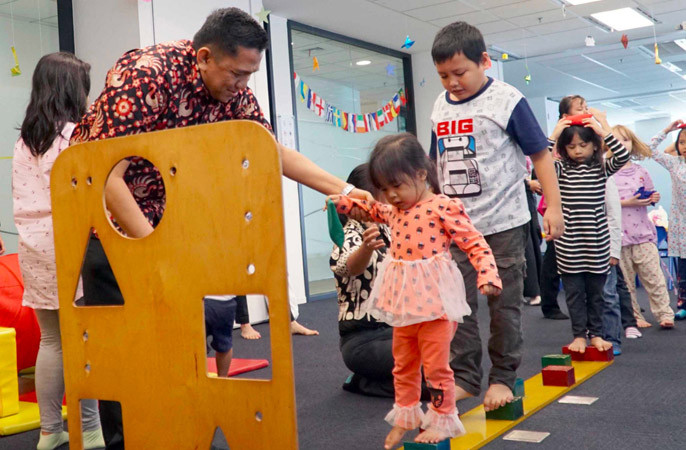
[51, 121, 298, 449]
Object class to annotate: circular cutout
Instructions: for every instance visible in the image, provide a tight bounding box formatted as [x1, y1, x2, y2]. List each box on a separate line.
[247, 264, 256, 275]
[255, 411, 262, 422]
[245, 211, 253, 222]
[84, 363, 91, 374]
[242, 159, 250, 169]
[170, 166, 177, 176]
[71, 177, 77, 188]
[105, 157, 166, 239]
[86, 176, 92, 185]
[82, 330, 89, 342]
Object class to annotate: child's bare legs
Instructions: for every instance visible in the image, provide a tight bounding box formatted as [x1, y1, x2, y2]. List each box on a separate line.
[291, 320, 319, 336]
[589, 336, 611, 351]
[568, 336, 587, 353]
[215, 348, 233, 377]
[454, 384, 474, 402]
[240, 323, 261, 340]
[483, 384, 514, 411]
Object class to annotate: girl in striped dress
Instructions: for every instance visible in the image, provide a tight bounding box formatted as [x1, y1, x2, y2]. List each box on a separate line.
[553, 109, 630, 353]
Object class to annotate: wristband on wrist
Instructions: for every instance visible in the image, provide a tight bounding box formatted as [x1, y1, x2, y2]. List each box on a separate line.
[341, 183, 355, 196]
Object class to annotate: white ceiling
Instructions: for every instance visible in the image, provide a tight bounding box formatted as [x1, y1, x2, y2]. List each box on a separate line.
[0, 0, 58, 27]
[266, 0, 686, 124]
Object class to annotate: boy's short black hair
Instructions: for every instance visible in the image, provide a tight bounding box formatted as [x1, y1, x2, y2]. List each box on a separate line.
[431, 22, 486, 65]
[193, 7, 268, 56]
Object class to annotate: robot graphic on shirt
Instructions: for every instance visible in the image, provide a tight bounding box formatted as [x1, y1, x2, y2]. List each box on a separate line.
[437, 134, 481, 197]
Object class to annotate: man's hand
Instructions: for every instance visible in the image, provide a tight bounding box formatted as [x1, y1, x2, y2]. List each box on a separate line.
[542, 206, 564, 241]
[480, 284, 502, 297]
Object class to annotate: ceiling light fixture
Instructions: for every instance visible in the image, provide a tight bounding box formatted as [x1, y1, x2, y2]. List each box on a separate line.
[563, 0, 601, 5]
[356, 60, 371, 66]
[591, 8, 654, 31]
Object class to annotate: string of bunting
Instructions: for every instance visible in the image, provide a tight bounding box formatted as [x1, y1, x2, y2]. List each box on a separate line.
[294, 72, 406, 133]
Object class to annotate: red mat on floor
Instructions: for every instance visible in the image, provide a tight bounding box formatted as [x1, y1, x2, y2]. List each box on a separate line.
[206, 358, 269, 376]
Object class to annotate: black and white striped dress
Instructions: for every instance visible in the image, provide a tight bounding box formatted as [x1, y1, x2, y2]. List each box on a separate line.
[554, 134, 630, 274]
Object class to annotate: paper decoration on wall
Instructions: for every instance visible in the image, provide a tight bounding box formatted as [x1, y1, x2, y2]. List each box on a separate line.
[386, 63, 395, 76]
[621, 34, 629, 49]
[312, 57, 320, 71]
[401, 35, 415, 49]
[255, 7, 270, 24]
[419, 78, 426, 87]
[655, 42, 662, 64]
[585, 35, 595, 47]
[501, 53, 509, 60]
[294, 72, 406, 133]
[524, 74, 531, 85]
[10, 46, 21, 76]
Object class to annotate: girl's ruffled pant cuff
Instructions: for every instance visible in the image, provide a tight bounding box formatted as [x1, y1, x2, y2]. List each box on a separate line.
[384, 403, 424, 430]
[421, 408, 466, 438]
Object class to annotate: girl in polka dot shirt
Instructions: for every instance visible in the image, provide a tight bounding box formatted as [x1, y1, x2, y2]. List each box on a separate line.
[328, 133, 501, 449]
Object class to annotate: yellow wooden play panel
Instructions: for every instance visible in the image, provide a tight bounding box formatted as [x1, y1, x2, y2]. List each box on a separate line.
[446, 360, 612, 449]
[51, 121, 297, 449]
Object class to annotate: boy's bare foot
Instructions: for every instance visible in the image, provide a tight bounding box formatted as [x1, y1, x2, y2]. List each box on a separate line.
[454, 384, 474, 402]
[483, 383, 513, 411]
[384, 425, 409, 449]
[415, 428, 449, 444]
[240, 323, 262, 340]
[291, 320, 319, 336]
[589, 336, 612, 351]
[637, 318, 652, 328]
[568, 337, 587, 353]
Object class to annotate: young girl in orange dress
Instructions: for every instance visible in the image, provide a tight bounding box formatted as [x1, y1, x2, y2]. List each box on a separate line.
[329, 133, 501, 448]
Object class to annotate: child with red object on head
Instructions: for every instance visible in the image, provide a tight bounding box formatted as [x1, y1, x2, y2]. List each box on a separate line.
[328, 133, 501, 449]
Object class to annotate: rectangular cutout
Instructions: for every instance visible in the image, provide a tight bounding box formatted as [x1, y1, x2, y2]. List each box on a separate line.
[79, 399, 122, 448]
[503, 430, 550, 443]
[558, 395, 598, 405]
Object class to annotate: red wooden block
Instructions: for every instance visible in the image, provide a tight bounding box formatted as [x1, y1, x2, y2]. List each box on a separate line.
[582, 346, 614, 362]
[542, 365, 575, 386]
[561, 346, 585, 361]
[562, 345, 614, 362]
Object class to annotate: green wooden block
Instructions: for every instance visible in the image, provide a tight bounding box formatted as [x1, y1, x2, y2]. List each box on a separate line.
[541, 354, 572, 368]
[484, 396, 524, 421]
[404, 439, 451, 450]
[512, 377, 525, 397]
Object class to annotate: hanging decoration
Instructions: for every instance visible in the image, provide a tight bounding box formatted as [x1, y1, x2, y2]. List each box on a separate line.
[401, 35, 415, 49]
[294, 72, 406, 134]
[585, 35, 595, 47]
[524, 73, 531, 85]
[312, 56, 320, 71]
[419, 78, 426, 87]
[621, 34, 629, 49]
[654, 43, 662, 64]
[9, 2, 20, 76]
[501, 53, 509, 60]
[385, 63, 395, 76]
[255, 7, 271, 24]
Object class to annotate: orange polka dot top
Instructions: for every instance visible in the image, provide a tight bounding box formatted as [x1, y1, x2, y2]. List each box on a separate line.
[336, 194, 501, 326]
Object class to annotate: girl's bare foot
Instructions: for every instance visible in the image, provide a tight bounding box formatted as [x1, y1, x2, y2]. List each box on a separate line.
[240, 323, 261, 340]
[637, 318, 652, 328]
[568, 337, 587, 353]
[483, 383, 513, 411]
[291, 320, 319, 336]
[384, 425, 409, 449]
[415, 427, 449, 444]
[589, 336, 612, 351]
[659, 319, 674, 329]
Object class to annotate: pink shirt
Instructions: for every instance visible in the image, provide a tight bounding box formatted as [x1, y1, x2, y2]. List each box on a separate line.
[13, 123, 75, 310]
[613, 163, 657, 246]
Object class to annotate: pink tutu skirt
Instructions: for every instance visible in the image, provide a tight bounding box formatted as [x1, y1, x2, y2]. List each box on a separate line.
[360, 252, 471, 327]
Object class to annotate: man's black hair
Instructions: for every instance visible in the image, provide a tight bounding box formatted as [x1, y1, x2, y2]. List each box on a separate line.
[431, 21, 486, 65]
[193, 7, 268, 56]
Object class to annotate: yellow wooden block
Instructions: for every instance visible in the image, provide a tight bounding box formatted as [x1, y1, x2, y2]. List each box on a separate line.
[52, 121, 297, 450]
[0, 401, 67, 436]
[0, 327, 19, 418]
[450, 360, 612, 449]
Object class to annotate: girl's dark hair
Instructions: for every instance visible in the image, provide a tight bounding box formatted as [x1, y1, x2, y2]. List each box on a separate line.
[339, 164, 376, 226]
[20, 52, 90, 157]
[558, 94, 585, 119]
[368, 133, 440, 194]
[432, 21, 486, 65]
[193, 7, 268, 56]
[677, 128, 686, 156]
[556, 126, 603, 166]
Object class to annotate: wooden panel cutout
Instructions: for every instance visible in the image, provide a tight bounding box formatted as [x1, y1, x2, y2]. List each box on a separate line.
[51, 121, 297, 449]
